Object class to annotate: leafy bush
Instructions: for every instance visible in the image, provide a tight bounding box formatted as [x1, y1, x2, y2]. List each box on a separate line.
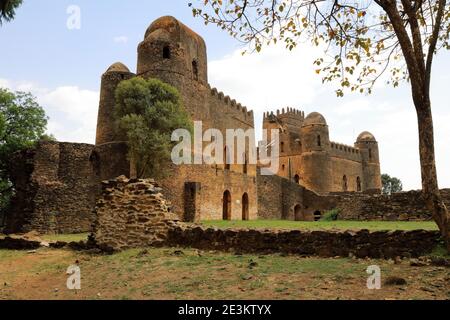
[320, 209, 340, 221]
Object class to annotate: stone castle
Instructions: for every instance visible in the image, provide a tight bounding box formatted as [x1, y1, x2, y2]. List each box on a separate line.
[3, 16, 398, 234]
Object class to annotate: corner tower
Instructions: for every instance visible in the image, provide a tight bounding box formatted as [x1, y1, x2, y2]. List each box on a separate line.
[355, 131, 382, 192]
[300, 112, 331, 194]
[95, 62, 135, 145]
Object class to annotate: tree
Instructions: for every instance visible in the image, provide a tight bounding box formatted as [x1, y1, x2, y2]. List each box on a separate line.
[190, 0, 450, 251]
[114, 77, 193, 179]
[0, 88, 49, 224]
[0, 0, 23, 25]
[381, 173, 403, 194]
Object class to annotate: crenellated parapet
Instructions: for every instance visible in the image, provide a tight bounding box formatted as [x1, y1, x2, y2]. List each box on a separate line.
[263, 107, 305, 120]
[330, 141, 362, 162]
[209, 86, 254, 119]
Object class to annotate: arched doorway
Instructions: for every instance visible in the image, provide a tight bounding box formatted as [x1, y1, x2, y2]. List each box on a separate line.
[294, 174, 300, 184]
[314, 210, 322, 221]
[242, 193, 249, 220]
[294, 204, 302, 220]
[223, 190, 232, 220]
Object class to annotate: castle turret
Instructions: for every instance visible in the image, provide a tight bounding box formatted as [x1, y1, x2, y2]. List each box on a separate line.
[300, 112, 331, 194]
[95, 62, 135, 145]
[355, 131, 381, 192]
[93, 62, 135, 181]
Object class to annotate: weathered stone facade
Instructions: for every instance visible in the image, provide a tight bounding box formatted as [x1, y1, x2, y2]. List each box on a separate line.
[4, 141, 99, 234]
[92, 176, 180, 251]
[331, 189, 450, 221]
[263, 111, 382, 195]
[96, 16, 258, 221]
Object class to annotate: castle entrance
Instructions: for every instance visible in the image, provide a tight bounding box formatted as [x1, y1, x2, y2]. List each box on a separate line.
[294, 204, 303, 220]
[223, 190, 232, 220]
[242, 193, 249, 220]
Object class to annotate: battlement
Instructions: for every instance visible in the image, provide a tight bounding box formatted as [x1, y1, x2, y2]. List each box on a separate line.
[263, 107, 305, 120]
[330, 141, 360, 155]
[209, 86, 253, 118]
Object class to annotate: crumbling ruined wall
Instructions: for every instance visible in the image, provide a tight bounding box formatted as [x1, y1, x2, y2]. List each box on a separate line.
[5, 141, 99, 234]
[333, 189, 450, 221]
[167, 226, 440, 259]
[91, 177, 440, 258]
[92, 176, 180, 251]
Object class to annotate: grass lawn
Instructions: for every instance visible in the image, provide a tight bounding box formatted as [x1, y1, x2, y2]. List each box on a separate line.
[0, 246, 448, 300]
[40, 233, 89, 243]
[201, 220, 439, 231]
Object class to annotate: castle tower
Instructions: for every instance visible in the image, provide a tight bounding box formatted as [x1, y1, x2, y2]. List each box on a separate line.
[95, 62, 135, 145]
[300, 112, 331, 194]
[136, 16, 210, 122]
[94, 62, 135, 181]
[137, 16, 208, 88]
[355, 131, 382, 192]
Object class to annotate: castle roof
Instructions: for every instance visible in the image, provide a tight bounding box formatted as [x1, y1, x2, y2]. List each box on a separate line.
[303, 112, 327, 126]
[357, 131, 377, 142]
[144, 16, 205, 46]
[105, 62, 130, 73]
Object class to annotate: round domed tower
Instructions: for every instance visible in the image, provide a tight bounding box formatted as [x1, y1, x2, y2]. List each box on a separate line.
[137, 16, 208, 88]
[355, 131, 381, 192]
[300, 112, 331, 194]
[95, 62, 135, 145]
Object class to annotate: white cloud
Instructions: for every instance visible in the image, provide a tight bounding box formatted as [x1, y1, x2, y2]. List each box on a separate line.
[113, 36, 128, 44]
[0, 79, 98, 144]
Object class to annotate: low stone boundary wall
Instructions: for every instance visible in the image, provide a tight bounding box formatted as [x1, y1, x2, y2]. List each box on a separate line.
[166, 225, 440, 259]
[91, 177, 441, 258]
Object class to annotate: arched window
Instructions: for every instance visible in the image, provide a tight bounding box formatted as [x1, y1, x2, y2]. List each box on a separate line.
[317, 135, 321, 147]
[357, 176, 362, 192]
[343, 175, 348, 192]
[224, 146, 230, 170]
[294, 174, 300, 184]
[192, 60, 199, 80]
[294, 204, 302, 221]
[163, 46, 171, 59]
[369, 148, 372, 159]
[282, 164, 285, 171]
[280, 142, 284, 153]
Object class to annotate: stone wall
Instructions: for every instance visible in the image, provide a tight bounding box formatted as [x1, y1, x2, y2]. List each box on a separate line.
[4, 141, 99, 234]
[332, 189, 450, 221]
[256, 173, 306, 220]
[91, 177, 441, 258]
[160, 163, 258, 221]
[92, 176, 180, 251]
[167, 225, 440, 259]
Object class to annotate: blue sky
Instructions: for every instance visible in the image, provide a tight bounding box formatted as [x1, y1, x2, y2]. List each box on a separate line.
[1, 0, 449, 190]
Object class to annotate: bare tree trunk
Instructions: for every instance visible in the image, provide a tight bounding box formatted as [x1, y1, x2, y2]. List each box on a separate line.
[415, 97, 450, 251]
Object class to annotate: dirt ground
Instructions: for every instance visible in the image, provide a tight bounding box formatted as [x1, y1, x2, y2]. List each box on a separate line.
[0, 247, 448, 300]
